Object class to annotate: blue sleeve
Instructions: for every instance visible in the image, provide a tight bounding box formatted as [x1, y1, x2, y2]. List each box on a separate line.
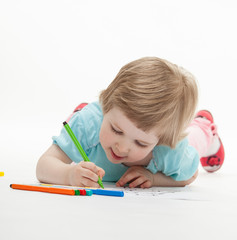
[52, 102, 102, 163]
[146, 138, 199, 181]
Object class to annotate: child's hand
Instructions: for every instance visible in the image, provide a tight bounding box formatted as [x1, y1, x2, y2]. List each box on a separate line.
[68, 161, 105, 188]
[116, 166, 154, 188]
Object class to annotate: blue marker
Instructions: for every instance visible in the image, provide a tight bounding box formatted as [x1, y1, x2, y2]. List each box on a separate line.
[78, 188, 124, 197]
[91, 189, 124, 197]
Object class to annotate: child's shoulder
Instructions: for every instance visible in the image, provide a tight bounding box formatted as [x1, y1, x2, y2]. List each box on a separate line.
[70, 101, 102, 122]
[68, 102, 103, 147]
[79, 101, 103, 125]
[85, 101, 103, 116]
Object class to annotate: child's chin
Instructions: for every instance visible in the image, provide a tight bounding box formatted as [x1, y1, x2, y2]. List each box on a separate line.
[105, 152, 121, 164]
[108, 158, 123, 164]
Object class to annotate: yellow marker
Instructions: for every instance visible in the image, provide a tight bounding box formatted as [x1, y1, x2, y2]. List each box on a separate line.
[0, 172, 4, 177]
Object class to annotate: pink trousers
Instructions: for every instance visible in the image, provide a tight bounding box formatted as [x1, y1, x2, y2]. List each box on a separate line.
[187, 118, 219, 158]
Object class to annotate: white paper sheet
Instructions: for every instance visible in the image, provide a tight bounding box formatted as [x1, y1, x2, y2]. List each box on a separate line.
[103, 183, 208, 201]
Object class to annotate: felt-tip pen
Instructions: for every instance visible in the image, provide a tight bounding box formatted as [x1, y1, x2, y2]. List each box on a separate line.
[10, 184, 92, 196]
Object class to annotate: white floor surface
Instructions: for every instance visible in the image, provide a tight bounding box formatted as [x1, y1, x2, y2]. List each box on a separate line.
[1, 122, 236, 240]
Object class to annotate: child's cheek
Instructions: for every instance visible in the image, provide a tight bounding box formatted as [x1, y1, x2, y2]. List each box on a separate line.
[100, 129, 112, 148]
[130, 149, 148, 162]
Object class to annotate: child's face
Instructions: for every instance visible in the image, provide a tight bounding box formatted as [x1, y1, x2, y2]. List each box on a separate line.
[99, 107, 159, 166]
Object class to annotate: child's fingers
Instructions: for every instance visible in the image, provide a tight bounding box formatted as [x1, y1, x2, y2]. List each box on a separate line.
[80, 162, 105, 180]
[117, 170, 139, 187]
[129, 177, 152, 188]
[117, 166, 153, 188]
[80, 161, 99, 174]
[81, 167, 100, 183]
[97, 167, 105, 179]
[78, 162, 105, 182]
[80, 177, 100, 188]
[128, 177, 146, 188]
[72, 162, 105, 187]
[140, 181, 152, 189]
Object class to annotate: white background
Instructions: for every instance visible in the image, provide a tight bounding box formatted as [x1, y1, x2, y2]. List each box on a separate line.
[1, 0, 236, 177]
[1, 1, 237, 239]
[1, 1, 236, 173]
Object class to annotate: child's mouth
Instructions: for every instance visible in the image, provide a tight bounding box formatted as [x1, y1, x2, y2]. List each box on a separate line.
[110, 148, 124, 161]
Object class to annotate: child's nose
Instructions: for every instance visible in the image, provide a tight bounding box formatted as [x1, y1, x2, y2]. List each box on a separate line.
[116, 141, 130, 154]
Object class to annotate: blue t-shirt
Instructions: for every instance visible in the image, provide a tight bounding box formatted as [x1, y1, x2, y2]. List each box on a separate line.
[53, 102, 199, 182]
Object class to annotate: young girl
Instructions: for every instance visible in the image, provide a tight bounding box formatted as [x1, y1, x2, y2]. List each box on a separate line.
[36, 57, 224, 188]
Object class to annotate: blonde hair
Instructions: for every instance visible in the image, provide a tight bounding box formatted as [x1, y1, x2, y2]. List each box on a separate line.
[99, 57, 198, 148]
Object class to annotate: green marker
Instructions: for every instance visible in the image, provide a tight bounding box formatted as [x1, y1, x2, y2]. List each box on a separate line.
[63, 121, 104, 189]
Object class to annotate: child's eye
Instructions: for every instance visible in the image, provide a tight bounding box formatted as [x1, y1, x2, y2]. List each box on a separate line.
[135, 140, 148, 148]
[111, 125, 123, 135]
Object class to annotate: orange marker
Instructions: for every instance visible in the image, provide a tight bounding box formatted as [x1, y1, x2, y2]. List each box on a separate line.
[10, 184, 90, 196]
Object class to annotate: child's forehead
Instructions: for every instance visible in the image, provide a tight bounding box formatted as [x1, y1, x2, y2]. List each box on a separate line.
[106, 107, 159, 141]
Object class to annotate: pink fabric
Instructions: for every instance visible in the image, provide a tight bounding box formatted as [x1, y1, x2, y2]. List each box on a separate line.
[187, 118, 217, 157]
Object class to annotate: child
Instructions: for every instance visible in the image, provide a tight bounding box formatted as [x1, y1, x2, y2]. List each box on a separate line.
[36, 57, 224, 188]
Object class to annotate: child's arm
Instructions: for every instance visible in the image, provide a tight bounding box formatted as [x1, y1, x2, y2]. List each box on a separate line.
[116, 166, 198, 188]
[36, 144, 105, 187]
